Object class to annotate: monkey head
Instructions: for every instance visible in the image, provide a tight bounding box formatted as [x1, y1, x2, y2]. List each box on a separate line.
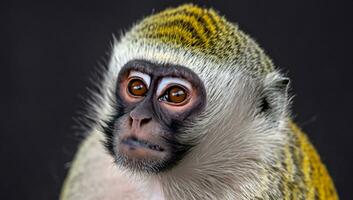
[97, 4, 290, 176]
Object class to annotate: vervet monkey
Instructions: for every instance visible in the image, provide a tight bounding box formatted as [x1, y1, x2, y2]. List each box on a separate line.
[61, 4, 339, 200]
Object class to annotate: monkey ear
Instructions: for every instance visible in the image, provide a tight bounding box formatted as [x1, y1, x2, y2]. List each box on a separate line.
[261, 72, 290, 124]
[273, 77, 290, 92]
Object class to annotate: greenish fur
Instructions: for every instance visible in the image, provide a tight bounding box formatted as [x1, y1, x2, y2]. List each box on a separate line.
[126, 4, 273, 75]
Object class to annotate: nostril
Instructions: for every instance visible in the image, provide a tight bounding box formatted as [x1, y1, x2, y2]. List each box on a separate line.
[128, 117, 133, 127]
[140, 117, 152, 127]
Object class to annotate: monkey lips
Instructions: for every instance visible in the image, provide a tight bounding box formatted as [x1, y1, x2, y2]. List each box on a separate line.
[119, 136, 166, 159]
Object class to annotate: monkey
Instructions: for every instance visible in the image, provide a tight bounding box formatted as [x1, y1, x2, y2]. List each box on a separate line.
[60, 4, 339, 200]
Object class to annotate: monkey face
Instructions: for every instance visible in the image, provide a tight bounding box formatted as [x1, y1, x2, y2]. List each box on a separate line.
[103, 60, 206, 173]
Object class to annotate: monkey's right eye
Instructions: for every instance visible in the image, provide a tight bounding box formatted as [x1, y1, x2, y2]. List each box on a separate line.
[127, 78, 148, 97]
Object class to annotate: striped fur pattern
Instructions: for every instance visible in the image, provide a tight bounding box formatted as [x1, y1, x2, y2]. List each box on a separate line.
[257, 122, 338, 199]
[61, 4, 338, 200]
[126, 4, 274, 75]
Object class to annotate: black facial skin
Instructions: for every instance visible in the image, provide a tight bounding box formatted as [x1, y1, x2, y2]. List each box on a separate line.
[102, 59, 206, 173]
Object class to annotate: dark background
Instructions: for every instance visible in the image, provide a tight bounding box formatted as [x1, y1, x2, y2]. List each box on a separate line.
[2, 0, 352, 199]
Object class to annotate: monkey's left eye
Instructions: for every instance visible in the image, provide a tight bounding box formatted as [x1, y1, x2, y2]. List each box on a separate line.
[127, 78, 148, 97]
[159, 85, 188, 105]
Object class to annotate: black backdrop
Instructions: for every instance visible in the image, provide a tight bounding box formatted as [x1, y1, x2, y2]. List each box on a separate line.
[2, 0, 352, 199]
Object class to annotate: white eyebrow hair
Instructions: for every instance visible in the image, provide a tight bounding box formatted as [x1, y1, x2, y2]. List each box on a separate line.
[128, 71, 151, 88]
[156, 77, 192, 96]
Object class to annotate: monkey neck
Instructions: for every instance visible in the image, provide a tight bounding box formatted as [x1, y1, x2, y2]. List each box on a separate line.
[154, 152, 252, 200]
[151, 124, 288, 199]
[145, 179, 164, 200]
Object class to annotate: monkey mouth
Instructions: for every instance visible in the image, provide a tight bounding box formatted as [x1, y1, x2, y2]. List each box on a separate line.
[121, 137, 165, 152]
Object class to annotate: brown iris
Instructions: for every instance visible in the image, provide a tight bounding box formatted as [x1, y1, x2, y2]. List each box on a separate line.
[127, 78, 148, 97]
[160, 85, 188, 104]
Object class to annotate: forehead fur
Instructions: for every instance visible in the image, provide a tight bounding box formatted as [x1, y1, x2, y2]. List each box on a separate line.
[117, 4, 274, 76]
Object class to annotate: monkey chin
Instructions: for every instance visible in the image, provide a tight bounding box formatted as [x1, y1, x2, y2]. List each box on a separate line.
[116, 136, 171, 173]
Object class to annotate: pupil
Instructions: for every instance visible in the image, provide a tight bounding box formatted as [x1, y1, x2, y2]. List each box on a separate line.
[133, 85, 142, 90]
[173, 90, 183, 96]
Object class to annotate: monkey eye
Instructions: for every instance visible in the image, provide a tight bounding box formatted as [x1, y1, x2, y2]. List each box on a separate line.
[159, 85, 189, 105]
[127, 78, 148, 97]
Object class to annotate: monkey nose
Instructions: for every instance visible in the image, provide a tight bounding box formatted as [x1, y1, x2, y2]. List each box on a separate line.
[130, 117, 152, 130]
[130, 108, 151, 119]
